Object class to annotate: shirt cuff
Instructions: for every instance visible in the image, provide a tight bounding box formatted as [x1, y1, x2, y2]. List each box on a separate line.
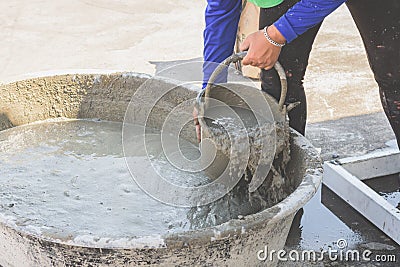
[273, 16, 298, 44]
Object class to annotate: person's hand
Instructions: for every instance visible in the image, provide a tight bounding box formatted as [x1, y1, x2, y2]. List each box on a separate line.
[193, 107, 201, 143]
[239, 25, 285, 70]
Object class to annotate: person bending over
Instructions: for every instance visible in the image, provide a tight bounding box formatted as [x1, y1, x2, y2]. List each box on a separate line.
[201, 0, 400, 148]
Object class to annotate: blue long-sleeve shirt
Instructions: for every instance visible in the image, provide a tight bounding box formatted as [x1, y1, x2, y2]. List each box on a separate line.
[203, 0, 242, 88]
[274, 0, 346, 42]
[203, 0, 346, 86]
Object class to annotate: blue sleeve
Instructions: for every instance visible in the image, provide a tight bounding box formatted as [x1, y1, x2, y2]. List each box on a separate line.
[274, 0, 346, 43]
[203, 0, 242, 88]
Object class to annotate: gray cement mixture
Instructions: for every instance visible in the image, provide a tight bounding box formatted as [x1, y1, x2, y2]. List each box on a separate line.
[0, 118, 296, 248]
[0, 119, 201, 247]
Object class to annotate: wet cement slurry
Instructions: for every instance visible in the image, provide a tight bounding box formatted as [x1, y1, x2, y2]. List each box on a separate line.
[0, 119, 197, 245]
[0, 118, 293, 248]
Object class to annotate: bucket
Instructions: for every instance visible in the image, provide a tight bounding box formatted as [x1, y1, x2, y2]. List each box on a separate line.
[196, 52, 289, 193]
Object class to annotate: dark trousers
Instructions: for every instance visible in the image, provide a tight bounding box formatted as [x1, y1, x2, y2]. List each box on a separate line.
[259, 0, 400, 147]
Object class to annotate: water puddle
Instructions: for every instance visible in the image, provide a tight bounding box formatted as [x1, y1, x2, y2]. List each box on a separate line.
[364, 174, 400, 210]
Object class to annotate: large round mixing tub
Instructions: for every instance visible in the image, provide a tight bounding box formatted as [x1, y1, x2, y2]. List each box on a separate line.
[0, 72, 322, 267]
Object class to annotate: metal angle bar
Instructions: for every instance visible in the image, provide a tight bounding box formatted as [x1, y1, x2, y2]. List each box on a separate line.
[336, 149, 400, 180]
[323, 162, 400, 245]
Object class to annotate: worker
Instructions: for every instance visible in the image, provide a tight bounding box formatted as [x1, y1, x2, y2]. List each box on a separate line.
[200, 0, 400, 148]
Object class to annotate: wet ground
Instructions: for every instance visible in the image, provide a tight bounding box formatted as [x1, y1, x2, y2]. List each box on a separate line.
[279, 115, 400, 266]
[365, 175, 400, 210]
[287, 173, 400, 252]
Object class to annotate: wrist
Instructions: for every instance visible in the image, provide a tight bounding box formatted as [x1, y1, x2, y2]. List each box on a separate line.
[265, 25, 286, 46]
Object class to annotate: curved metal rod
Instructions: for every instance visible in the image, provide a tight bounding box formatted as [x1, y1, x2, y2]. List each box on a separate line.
[197, 51, 287, 111]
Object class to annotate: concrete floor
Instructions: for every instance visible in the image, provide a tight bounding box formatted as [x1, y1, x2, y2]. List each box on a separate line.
[1, 1, 399, 266]
[0, 1, 382, 123]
